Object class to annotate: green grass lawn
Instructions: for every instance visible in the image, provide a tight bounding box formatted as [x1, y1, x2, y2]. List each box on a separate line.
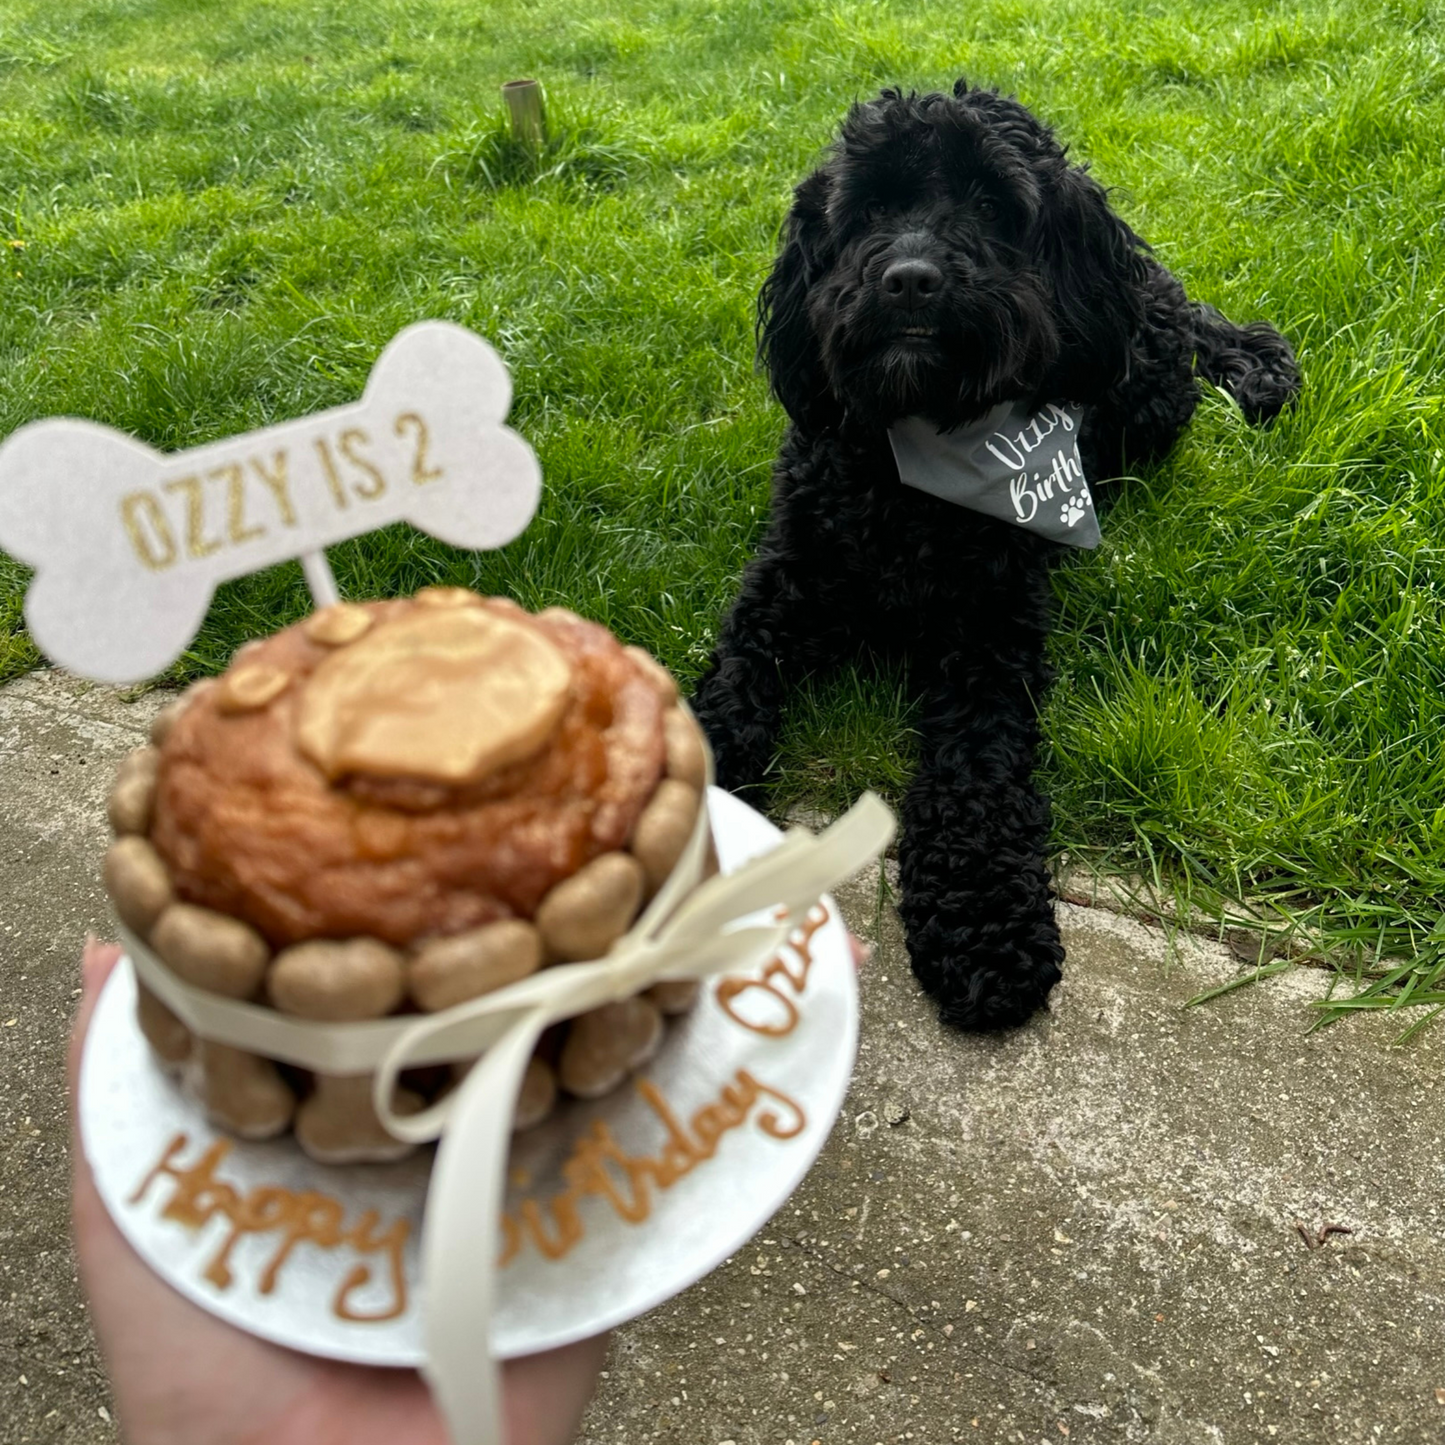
[4, 0, 1445, 1026]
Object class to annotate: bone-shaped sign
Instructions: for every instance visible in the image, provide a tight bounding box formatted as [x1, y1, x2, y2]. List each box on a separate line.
[0, 321, 541, 683]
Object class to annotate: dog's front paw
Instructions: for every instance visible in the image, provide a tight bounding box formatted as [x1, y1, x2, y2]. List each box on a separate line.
[903, 912, 1063, 1031]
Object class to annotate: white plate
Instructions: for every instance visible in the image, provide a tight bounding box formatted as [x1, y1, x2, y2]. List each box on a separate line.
[79, 787, 857, 1364]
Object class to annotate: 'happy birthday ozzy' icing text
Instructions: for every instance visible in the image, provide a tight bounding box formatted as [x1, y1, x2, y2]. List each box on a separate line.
[499, 1067, 805, 1265]
[714, 903, 828, 1036]
[129, 901, 838, 1297]
[499, 903, 831, 1264]
[130, 1134, 410, 1322]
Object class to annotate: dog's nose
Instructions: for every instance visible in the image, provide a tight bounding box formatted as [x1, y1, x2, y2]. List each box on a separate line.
[881, 258, 943, 311]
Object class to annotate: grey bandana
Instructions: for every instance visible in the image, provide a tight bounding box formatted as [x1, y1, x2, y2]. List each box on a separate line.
[887, 401, 1099, 548]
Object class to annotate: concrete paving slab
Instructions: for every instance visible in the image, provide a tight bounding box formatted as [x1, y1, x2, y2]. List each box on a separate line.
[576, 880, 1445, 1444]
[2, 669, 1445, 1445]
[1, 671, 166, 1445]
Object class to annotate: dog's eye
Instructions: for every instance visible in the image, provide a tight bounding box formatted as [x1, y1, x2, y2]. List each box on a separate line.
[976, 196, 999, 221]
[865, 199, 890, 221]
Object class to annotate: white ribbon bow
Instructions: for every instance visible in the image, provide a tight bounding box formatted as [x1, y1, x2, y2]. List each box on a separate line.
[121, 790, 895, 1445]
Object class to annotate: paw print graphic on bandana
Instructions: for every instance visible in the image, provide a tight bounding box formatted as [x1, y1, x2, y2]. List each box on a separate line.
[1061, 496, 1088, 528]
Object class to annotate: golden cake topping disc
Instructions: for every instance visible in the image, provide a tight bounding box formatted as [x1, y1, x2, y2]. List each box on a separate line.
[296, 606, 574, 784]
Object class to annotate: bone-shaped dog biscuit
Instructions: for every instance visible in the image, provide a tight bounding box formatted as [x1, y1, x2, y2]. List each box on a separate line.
[0, 322, 541, 683]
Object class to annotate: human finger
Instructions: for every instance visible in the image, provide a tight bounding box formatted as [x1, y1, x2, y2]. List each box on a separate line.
[69, 936, 122, 1099]
[502, 1331, 611, 1445]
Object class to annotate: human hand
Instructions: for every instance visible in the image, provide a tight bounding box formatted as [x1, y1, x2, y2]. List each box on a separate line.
[69, 938, 607, 1445]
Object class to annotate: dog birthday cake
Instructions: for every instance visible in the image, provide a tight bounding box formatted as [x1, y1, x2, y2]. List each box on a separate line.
[101, 587, 712, 1163]
[1, 321, 898, 1445]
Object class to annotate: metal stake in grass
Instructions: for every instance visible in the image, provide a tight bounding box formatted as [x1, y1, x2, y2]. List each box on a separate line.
[502, 79, 546, 150]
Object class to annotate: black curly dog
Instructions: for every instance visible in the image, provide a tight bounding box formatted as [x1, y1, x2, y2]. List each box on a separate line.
[691, 81, 1300, 1030]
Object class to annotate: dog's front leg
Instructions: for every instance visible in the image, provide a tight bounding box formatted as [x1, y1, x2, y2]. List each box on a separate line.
[690, 537, 825, 797]
[898, 642, 1064, 1031]
[692, 495, 866, 798]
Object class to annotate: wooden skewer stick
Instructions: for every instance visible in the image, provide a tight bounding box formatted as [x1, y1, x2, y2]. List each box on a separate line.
[301, 550, 339, 609]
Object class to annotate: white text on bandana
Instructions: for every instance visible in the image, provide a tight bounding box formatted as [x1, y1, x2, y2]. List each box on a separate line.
[887, 401, 1100, 548]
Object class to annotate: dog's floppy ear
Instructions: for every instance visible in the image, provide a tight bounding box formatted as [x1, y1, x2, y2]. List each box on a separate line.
[757, 168, 842, 431]
[1031, 165, 1148, 391]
